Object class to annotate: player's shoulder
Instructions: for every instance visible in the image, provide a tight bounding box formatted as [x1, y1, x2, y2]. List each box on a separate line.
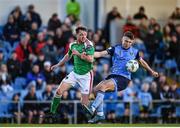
[85, 39, 94, 46]
[84, 39, 94, 49]
[114, 44, 121, 48]
[69, 41, 77, 49]
[131, 46, 138, 52]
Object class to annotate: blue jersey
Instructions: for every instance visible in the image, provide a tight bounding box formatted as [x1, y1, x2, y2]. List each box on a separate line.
[107, 44, 140, 80]
[138, 91, 152, 107]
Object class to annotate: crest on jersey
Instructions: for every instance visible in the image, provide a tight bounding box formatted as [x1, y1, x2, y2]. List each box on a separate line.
[130, 52, 134, 56]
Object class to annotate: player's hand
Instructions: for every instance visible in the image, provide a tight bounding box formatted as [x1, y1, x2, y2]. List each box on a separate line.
[50, 64, 58, 71]
[151, 70, 159, 77]
[72, 50, 80, 56]
[80, 52, 86, 59]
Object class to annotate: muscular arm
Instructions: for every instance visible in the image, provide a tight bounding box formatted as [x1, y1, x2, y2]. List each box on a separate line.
[57, 53, 71, 66]
[138, 58, 159, 77]
[94, 50, 108, 58]
[51, 54, 71, 70]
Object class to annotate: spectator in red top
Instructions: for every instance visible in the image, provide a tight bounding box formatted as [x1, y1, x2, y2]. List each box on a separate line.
[35, 32, 46, 55]
[15, 32, 33, 62]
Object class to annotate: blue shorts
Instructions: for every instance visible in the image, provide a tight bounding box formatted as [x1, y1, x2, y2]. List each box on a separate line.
[105, 74, 130, 91]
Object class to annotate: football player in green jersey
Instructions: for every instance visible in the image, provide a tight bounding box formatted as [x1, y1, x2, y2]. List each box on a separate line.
[50, 26, 95, 114]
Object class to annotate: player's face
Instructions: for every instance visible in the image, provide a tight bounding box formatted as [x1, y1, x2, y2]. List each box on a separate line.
[77, 30, 87, 43]
[121, 36, 134, 49]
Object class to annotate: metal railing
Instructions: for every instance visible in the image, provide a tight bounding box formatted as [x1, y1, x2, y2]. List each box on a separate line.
[0, 100, 180, 124]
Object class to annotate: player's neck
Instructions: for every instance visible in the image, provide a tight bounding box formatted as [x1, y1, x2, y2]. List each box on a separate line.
[77, 40, 83, 44]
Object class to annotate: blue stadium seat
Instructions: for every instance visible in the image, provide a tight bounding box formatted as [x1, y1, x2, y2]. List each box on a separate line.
[115, 103, 125, 117]
[131, 102, 140, 116]
[0, 99, 13, 118]
[36, 90, 43, 100]
[149, 106, 161, 118]
[176, 106, 180, 117]
[13, 77, 27, 90]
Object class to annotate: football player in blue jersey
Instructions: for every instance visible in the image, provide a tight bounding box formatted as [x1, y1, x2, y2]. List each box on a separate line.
[84, 31, 159, 123]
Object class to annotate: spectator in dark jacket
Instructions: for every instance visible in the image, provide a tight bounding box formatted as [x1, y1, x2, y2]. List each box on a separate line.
[42, 36, 57, 63]
[104, 6, 122, 42]
[27, 4, 42, 28]
[170, 7, 180, 19]
[6, 52, 21, 81]
[133, 6, 148, 20]
[9, 93, 24, 123]
[48, 13, 62, 33]
[3, 15, 20, 45]
[10, 6, 23, 31]
[160, 84, 175, 123]
[23, 85, 44, 123]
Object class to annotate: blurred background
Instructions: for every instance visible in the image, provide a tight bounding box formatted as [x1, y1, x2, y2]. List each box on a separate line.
[0, 0, 180, 124]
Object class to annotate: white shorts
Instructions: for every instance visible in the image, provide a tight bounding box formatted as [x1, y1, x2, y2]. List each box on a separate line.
[62, 70, 94, 94]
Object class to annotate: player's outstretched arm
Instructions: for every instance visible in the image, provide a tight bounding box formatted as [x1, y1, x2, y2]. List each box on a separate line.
[138, 58, 159, 77]
[94, 51, 108, 58]
[50, 54, 71, 70]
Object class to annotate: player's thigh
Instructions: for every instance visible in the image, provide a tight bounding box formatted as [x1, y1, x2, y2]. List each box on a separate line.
[94, 79, 115, 92]
[78, 71, 93, 95]
[56, 71, 77, 95]
[56, 82, 72, 95]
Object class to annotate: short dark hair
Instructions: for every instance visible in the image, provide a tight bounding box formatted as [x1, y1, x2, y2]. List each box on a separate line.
[75, 26, 87, 34]
[123, 31, 134, 40]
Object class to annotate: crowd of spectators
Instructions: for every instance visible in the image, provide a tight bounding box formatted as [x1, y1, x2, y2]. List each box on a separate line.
[0, 4, 180, 124]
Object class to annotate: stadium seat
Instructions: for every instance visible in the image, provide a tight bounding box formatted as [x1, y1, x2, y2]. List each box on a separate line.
[115, 103, 125, 117]
[131, 102, 140, 116]
[36, 90, 43, 100]
[149, 106, 161, 118]
[0, 98, 13, 119]
[13, 77, 27, 90]
[20, 90, 28, 101]
[176, 106, 180, 117]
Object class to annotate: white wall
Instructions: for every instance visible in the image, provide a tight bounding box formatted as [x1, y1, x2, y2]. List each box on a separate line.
[0, 0, 179, 30]
[0, 0, 95, 30]
[104, 0, 178, 19]
[0, 0, 59, 25]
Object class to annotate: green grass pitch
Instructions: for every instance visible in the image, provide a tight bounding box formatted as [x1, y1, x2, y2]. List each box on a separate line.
[1, 123, 180, 127]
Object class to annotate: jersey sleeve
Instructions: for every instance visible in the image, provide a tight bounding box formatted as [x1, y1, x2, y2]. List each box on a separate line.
[135, 51, 142, 60]
[106, 46, 115, 56]
[68, 43, 73, 56]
